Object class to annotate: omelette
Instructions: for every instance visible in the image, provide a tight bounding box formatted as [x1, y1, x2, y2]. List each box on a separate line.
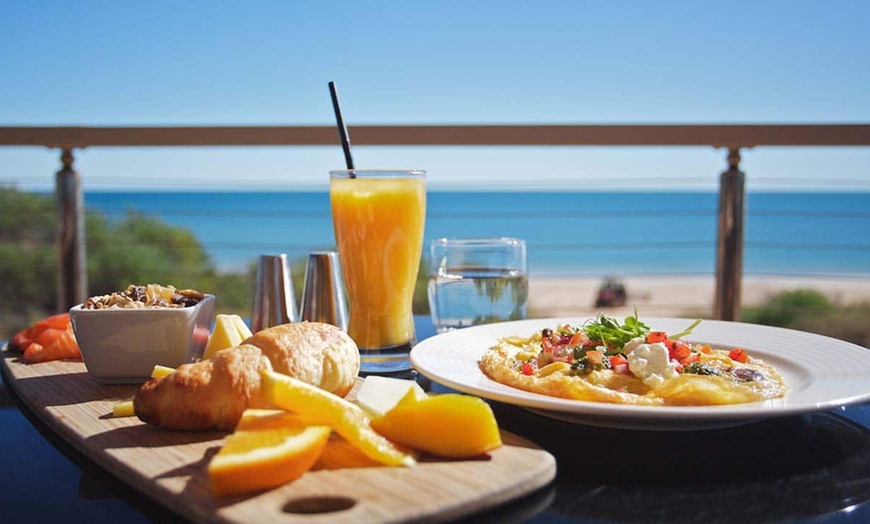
[478, 314, 787, 406]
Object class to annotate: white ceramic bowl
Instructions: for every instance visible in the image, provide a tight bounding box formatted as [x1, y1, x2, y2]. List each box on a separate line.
[70, 295, 215, 384]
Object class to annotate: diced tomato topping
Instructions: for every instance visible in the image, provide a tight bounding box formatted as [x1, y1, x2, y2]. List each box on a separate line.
[541, 338, 556, 354]
[680, 353, 700, 366]
[699, 344, 712, 354]
[521, 362, 535, 375]
[586, 350, 605, 365]
[647, 331, 668, 344]
[668, 340, 692, 361]
[568, 332, 583, 347]
[729, 348, 749, 363]
[608, 354, 631, 374]
[608, 354, 628, 368]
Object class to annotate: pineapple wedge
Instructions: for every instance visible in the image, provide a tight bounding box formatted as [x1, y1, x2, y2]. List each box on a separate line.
[231, 315, 253, 341]
[151, 364, 176, 379]
[203, 314, 253, 360]
[113, 397, 136, 417]
[356, 376, 426, 416]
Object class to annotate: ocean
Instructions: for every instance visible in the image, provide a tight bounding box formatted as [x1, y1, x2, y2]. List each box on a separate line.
[83, 191, 870, 278]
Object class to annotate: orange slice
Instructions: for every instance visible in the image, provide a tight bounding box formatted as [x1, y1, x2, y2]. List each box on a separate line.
[208, 425, 330, 497]
[261, 370, 416, 467]
[236, 409, 381, 469]
[235, 409, 308, 431]
[313, 434, 383, 470]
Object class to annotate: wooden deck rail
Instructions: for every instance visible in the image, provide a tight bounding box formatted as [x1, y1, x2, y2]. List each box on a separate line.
[2, 124, 870, 148]
[2, 124, 869, 319]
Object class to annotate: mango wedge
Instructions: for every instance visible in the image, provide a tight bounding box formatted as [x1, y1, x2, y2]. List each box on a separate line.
[371, 390, 502, 458]
[261, 370, 415, 467]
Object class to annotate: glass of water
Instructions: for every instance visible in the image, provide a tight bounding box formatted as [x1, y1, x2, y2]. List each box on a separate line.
[427, 238, 528, 333]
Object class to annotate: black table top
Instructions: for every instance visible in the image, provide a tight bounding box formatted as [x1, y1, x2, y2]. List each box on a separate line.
[2, 317, 869, 523]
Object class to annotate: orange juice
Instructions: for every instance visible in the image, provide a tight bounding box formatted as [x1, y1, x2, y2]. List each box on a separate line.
[330, 170, 426, 358]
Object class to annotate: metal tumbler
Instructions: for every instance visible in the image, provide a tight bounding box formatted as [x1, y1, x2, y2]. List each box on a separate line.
[250, 254, 298, 332]
[300, 251, 348, 330]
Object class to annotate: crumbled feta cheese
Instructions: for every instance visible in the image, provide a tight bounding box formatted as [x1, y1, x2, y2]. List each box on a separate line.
[627, 341, 679, 387]
[624, 337, 646, 354]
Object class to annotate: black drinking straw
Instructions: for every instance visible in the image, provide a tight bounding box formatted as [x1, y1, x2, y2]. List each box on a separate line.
[328, 81, 355, 173]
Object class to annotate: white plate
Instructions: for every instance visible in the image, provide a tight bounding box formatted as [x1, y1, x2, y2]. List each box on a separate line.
[410, 317, 870, 431]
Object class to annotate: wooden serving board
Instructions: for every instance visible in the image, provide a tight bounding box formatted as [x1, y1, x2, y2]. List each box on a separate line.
[1, 351, 556, 523]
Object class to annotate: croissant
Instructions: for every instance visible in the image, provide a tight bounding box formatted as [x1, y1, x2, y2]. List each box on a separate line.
[134, 322, 360, 430]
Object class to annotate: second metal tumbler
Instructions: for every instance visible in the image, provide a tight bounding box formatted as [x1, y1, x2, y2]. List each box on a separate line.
[300, 251, 348, 330]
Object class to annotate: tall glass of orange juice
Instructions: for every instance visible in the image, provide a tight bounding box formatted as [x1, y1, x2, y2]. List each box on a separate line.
[329, 169, 426, 373]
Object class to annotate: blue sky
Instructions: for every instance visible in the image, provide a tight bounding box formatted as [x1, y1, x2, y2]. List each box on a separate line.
[1, 1, 868, 191]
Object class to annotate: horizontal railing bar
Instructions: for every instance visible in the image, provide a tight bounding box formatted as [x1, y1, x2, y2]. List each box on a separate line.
[83, 206, 870, 220]
[180, 239, 869, 253]
[1, 124, 869, 149]
[85, 208, 717, 219]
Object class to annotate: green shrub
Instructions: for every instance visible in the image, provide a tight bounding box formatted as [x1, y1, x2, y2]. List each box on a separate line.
[0, 188, 253, 339]
[742, 289, 833, 327]
[795, 302, 870, 348]
[742, 289, 870, 348]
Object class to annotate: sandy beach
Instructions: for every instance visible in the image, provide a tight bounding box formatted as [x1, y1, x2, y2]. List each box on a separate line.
[527, 274, 870, 319]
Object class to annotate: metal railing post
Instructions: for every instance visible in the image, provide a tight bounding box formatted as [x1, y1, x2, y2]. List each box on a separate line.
[714, 148, 746, 321]
[55, 148, 87, 310]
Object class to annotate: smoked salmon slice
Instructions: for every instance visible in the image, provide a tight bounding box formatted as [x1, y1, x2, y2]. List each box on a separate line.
[8, 313, 81, 363]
